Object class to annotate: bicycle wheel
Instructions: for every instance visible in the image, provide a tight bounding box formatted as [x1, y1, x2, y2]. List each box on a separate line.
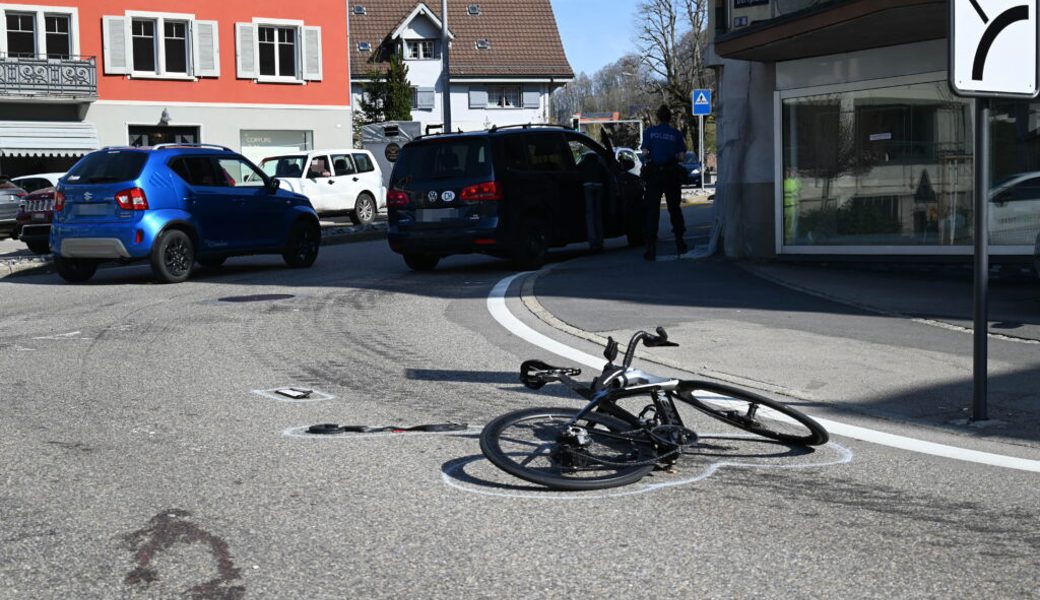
[479, 407, 658, 491]
[674, 381, 828, 446]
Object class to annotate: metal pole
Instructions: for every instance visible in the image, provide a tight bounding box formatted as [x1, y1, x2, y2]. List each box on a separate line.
[698, 114, 705, 189]
[441, 0, 452, 132]
[972, 96, 990, 422]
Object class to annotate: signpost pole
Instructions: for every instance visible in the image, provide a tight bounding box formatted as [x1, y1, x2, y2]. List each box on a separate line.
[698, 114, 705, 190]
[972, 96, 990, 422]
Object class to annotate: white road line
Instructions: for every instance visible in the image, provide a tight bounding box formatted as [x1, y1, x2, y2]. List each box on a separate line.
[488, 273, 1040, 474]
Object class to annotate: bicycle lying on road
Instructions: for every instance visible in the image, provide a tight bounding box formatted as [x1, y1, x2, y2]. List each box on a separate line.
[479, 327, 829, 491]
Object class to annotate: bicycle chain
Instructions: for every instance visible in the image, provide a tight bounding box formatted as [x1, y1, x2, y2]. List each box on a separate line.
[562, 425, 699, 468]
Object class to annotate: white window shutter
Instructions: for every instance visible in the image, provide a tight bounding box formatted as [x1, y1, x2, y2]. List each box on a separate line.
[102, 16, 130, 74]
[192, 20, 220, 77]
[469, 89, 488, 109]
[522, 89, 540, 109]
[417, 87, 435, 110]
[235, 22, 256, 79]
[302, 26, 322, 81]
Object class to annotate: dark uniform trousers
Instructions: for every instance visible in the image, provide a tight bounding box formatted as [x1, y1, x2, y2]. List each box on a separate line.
[642, 162, 685, 247]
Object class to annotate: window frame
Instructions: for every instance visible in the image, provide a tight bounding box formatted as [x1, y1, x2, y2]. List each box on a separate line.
[404, 38, 437, 60]
[123, 10, 196, 79]
[244, 17, 318, 84]
[488, 84, 522, 109]
[0, 4, 79, 59]
[257, 23, 298, 80]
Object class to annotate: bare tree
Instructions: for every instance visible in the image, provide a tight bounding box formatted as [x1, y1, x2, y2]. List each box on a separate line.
[636, 0, 712, 143]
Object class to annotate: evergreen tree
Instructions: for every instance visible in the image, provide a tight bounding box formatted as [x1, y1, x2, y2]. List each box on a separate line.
[357, 51, 413, 125]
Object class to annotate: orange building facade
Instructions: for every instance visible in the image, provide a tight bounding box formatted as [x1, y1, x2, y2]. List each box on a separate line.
[0, 0, 351, 175]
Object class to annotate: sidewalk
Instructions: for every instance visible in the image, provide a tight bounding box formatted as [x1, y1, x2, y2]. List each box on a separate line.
[525, 248, 1040, 447]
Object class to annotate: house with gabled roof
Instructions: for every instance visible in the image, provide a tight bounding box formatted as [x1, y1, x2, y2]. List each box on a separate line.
[348, 0, 573, 133]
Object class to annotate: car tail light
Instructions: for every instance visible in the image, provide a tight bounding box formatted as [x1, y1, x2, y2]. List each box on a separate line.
[53, 191, 65, 212]
[115, 187, 148, 210]
[387, 188, 410, 208]
[460, 181, 502, 201]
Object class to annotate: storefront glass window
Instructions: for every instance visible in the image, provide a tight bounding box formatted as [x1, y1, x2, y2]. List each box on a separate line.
[988, 100, 1040, 245]
[782, 81, 974, 247]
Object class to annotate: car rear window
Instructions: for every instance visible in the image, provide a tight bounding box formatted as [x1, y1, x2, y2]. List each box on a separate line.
[65, 150, 148, 184]
[352, 153, 375, 173]
[391, 139, 491, 184]
[260, 156, 306, 178]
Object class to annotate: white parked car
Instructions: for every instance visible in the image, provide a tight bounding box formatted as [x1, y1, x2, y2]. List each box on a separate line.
[12, 172, 65, 194]
[259, 149, 384, 225]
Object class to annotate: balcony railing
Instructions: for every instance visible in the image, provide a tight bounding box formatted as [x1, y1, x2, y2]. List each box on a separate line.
[0, 54, 97, 99]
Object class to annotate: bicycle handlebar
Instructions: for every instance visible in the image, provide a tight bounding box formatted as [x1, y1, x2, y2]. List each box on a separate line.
[619, 326, 678, 368]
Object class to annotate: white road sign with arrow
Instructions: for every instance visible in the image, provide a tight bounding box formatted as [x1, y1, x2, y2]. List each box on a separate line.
[951, 0, 1039, 97]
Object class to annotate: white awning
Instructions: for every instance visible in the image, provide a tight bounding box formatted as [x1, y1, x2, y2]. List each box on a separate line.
[0, 121, 100, 157]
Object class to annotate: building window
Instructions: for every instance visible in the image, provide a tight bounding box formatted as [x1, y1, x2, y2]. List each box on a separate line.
[102, 12, 218, 78]
[131, 19, 157, 73]
[163, 21, 188, 74]
[488, 85, 520, 108]
[406, 39, 436, 60]
[44, 15, 71, 58]
[6, 13, 35, 57]
[259, 26, 296, 78]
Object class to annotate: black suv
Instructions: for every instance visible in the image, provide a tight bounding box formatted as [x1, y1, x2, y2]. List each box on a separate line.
[386, 125, 644, 271]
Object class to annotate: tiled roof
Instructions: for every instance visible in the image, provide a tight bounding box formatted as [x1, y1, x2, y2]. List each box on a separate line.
[348, 0, 574, 79]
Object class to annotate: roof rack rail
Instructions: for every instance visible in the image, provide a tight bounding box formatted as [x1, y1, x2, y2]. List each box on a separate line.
[152, 143, 234, 151]
[488, 123, 572, 133]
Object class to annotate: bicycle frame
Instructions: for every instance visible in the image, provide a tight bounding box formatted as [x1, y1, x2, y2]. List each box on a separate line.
[558, 329, 684, 429]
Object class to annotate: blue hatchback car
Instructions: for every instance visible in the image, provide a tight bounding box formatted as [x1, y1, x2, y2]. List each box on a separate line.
[50, 144, 320, 283]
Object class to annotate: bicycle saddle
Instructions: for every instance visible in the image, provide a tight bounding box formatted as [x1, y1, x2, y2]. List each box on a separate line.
[520, 359, 581, 390]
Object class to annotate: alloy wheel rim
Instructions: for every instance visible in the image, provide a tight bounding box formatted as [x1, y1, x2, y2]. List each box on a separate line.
[359, 198, 374, 222]
[165, 238, 191, 275]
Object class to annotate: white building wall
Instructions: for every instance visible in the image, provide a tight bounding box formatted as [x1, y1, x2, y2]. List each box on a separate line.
[86, 101, 352, 163]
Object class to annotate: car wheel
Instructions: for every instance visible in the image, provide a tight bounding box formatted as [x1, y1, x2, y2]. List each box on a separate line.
[403, 253, 439, 272]
[151, 229, 194, 284]
[54, 256, 97, 283]
[350, 193, 377, 226]
[26, 240, 50, 255]
[197, 256, 226, 268]
[283, 219, 320, 268]
[512, 219, 548, 270]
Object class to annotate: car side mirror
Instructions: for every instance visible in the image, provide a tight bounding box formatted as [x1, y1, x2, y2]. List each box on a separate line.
[267, 177, 281, 194]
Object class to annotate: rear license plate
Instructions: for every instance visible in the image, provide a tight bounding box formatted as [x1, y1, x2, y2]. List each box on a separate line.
[76, 203, 109, 216]
[416, 208, 458, 223]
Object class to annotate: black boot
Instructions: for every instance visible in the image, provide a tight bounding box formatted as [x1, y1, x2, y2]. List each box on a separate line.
[676, 238, 688, 255]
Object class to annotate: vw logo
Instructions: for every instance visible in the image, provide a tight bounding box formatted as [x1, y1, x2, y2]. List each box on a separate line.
[442, 191, 456, 202]
[83, 192, 93, 201]
[427, 191, 438, 202]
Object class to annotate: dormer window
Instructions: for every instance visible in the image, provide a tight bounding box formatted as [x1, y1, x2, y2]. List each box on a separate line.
[405, 39, 437, 60]
[357, 41, 372, 52]
[353, 5, 366, 15]
[467, 4, 481, 15]
[475, 38, 490, 50]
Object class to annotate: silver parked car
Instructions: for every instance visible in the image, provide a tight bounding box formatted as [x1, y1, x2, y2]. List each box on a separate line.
[0, 176, 28, 238]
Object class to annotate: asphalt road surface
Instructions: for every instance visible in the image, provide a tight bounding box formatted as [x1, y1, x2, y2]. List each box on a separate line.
[1, 212, 1038, 598]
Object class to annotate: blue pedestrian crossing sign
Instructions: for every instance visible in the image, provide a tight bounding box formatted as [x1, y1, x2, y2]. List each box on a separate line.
[692, 89, 712, 116]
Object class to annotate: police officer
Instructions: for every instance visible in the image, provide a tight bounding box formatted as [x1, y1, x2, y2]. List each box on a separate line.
[640, 105, 688, 261]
